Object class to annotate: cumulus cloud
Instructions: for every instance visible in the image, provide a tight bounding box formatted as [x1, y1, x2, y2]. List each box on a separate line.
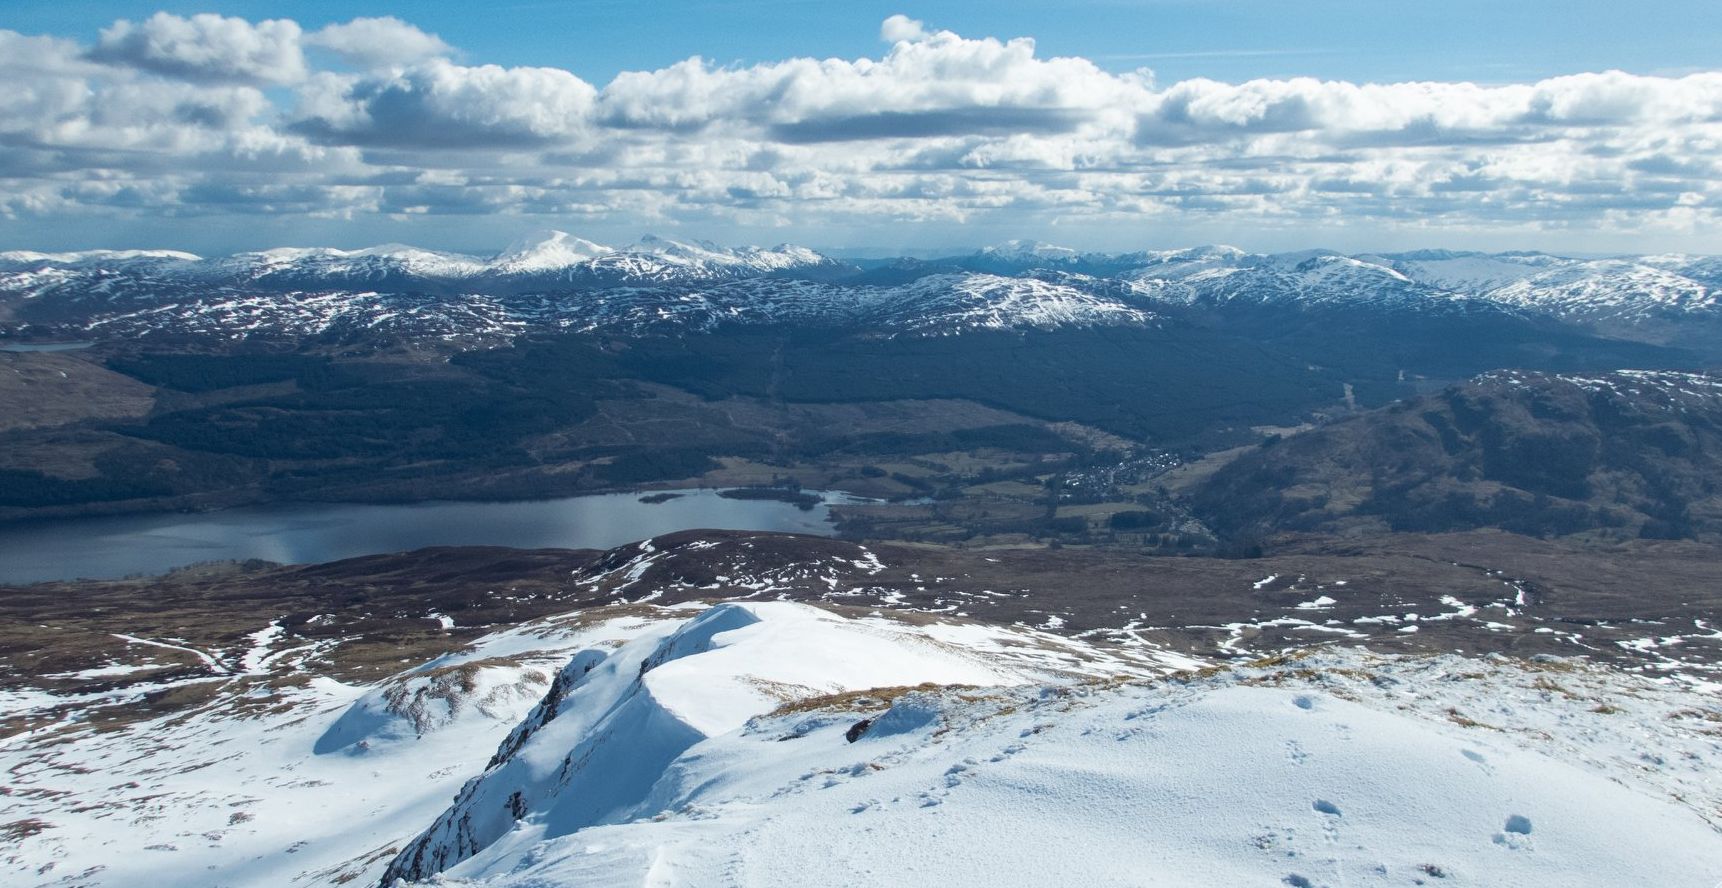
[594, 19, 1144, 140]
[1134, 72, 1722, 145]
[292, 61, 597, 148]
[3, 14, 1720, 248]
[306, 17, 453, 69]
[88, 12, 306, 85]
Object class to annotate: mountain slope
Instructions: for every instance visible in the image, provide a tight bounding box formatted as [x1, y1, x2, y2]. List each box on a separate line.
[388, 644, 1722, 887]
[381, 600, 1148, 883]
[1190, 369, 1722, 540]
[5, 534, 1722, 888]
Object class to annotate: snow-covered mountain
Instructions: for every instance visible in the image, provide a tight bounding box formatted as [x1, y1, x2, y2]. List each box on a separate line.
[978, 239, 1084, 262]
[1, 236, 1718, 347]
[391, 641, 1722, 887]
[6, 531, 1722, 888]
[490, 230, 613, 274]
[382, 600, 1151, 883]
[0, 596, 1175, 888]
[0, 231, 838, 298]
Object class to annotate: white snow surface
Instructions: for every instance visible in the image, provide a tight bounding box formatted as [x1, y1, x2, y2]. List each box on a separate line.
[0, 601, 1152, 888]
[7, 595, 1722, 888]
[380, 601, 1125, 882]
[400, 647, 1722, 888]
[0, 610, 668, 888]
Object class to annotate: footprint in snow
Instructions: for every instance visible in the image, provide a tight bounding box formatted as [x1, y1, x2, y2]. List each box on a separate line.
[1292, 695, 1317, 711]
[1285, 740, 1309, 765]
[1492, 814, 1534, 850]
[1312, 799, 1343, 844]
[1460, 748, 1495, 775]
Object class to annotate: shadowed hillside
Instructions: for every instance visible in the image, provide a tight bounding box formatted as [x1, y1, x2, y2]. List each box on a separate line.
[1190, 370, 1722, 541]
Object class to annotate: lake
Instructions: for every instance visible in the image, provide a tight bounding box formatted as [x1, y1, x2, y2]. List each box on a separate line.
[0, 341, 95, 352]
[0, 490, 849, 585]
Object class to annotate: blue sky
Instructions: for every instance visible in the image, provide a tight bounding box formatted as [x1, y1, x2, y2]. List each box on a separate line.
[1, 4, 1720, 254]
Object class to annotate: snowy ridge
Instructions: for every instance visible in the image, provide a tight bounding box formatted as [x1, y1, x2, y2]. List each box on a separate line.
[0, 230, 836, 297]
[390, 644, 1722, 887]
[873, 273, 1154, 334]
[0, 248, 202, 265]
[1486, 259, 1719, 319]
[381, 601, 1137, 884]
[0, 604, 672, 888]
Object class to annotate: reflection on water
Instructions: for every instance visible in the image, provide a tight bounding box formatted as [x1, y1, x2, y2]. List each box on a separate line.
[0, 341, 95, 352]
[0, 490, 846, 585]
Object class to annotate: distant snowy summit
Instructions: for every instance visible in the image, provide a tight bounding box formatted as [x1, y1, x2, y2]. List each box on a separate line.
[0, 230, 840, 290]
[979, 238, 1084, 261]
[1, 234, 1718, 345]
[491, 230, 614, 273]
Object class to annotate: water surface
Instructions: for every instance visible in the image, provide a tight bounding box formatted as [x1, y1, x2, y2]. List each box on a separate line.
[0, 490, 846, 585]
[0, 341, 95, 352]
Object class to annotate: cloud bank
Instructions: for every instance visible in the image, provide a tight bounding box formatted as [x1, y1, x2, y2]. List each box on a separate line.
[4, 12, 1720, 250]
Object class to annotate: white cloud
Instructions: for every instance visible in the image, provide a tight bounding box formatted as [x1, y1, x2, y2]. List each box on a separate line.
[1135, 71, 1722, 144]
[293, 61, 598, 148]
[595, 20, 1145, 140]
[880, 14, 927, 44]
[3, 15, 1720, 249]
[307, 17, 454, 69]
[88, 12, 306, 85]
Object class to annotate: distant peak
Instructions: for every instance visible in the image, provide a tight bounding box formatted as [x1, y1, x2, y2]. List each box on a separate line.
[1178, 244, 1247, 259]
[493, 230, 613, 270]
[980, 239, 1081, 259]
[629, 233, 731, 254]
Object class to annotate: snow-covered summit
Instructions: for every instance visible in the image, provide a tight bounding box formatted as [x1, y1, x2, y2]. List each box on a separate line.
[623, 233, 830, 272]
[383, 600, 1121, 882]
[491, 229, 614, 273]
[386, 627, 1722, 887]
[979, 239, 1083, 261]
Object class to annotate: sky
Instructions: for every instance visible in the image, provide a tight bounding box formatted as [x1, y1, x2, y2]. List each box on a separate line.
[1, 2, 1720, 255]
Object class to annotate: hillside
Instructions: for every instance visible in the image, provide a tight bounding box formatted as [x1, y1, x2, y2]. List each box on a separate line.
[389, 643, 1722, 888]
[1190, 370, 1722, 540]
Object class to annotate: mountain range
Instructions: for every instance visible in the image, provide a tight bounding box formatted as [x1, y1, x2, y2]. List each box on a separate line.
[2, 234, 1718, 350]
